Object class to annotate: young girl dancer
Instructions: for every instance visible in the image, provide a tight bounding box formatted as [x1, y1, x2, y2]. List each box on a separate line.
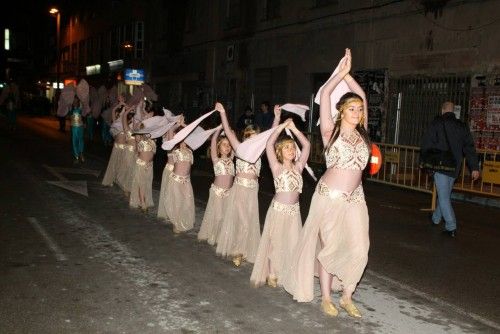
[165, 139, 194, 233]
[284, 49, 370, 318]
[102, 99, 127, 186]
[197, 127, 234, 245]
[250, 116, 310, 288]
[129, 126, 156, 212]
[157, 117, 184, 219]
[117, 105, 137, 195]
[215, 102, 279, 266]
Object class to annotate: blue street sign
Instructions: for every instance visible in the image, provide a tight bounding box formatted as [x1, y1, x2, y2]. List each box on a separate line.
[124, 69, 145, 85]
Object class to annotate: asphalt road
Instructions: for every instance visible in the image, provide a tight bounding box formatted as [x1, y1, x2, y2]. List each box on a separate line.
[0, 115, 499, 333]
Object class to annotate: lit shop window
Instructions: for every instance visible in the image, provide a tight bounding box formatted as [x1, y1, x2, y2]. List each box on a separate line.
[4, 29, 10, 50]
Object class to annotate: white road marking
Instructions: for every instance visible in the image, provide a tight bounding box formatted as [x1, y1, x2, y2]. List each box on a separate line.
[50, 167, 101, 178]
[58, 210, 200, 332]
[27, 217, 68, 261]
[43, 165, 89, 196]
[366, 269, 500, 331]
[46, 180, 89, 197]
[43, 164, 68, 181]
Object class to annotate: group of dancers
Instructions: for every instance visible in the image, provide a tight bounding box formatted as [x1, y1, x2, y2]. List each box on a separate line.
[100, 49, 371, 318]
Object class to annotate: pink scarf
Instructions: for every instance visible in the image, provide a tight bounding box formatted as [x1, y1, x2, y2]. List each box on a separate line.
[161, 110, 216, 150]
[314, 56, 351, 125]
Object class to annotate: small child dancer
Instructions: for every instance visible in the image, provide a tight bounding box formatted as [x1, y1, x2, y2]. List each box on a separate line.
[198, 127, 234, 245]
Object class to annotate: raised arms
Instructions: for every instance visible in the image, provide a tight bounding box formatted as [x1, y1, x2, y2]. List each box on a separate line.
[287, 121, 311, 172]
[320, 49, 351, 145]
[215, 102, 241, 150]
[344, 73, 368, 130]
[210, 127, 223, 164]
[266, 119, 290, 176]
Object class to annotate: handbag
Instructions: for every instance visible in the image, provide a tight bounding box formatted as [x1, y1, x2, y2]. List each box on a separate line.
[419, 119, 457, 173]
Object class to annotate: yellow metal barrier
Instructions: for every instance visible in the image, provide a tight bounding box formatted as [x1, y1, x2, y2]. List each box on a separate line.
[306, 132, 500, 200]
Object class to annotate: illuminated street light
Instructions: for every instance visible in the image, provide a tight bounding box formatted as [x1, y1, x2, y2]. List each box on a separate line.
[49, 7, 61, 94]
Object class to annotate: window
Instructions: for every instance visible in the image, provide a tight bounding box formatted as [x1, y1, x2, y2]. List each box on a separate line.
[224, 0, 241, 30]
[315, 0, 338, 7]
[185, 0, 197, 32]
[134, 21, 144, 59]
[4, 29, 10, 50]
[264, 0, 280, 20]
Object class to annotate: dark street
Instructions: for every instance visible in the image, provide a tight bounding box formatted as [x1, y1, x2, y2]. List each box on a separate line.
[0, 116, 499, 333]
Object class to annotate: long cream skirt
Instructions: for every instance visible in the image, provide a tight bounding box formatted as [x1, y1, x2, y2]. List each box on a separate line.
[157, 163, 174, 219]
[250, 200, 301, 288]
[283, 182, 369, 302]
[129, 158, 154, 209]
[198, 184, 231, 245]
[117, 145, 136, 192]
[102, 143, 125, 186]
[215, 177, 260, 263]
[165, 173, 195, 232]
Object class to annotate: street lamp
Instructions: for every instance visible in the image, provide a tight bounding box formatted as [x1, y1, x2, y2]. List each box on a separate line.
[49, 7, 60, 93]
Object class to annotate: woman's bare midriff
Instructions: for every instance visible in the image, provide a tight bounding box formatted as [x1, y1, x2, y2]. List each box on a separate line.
[236, 172, 258, 180]
[274, 191, 300, 205]
[174, 161, 191, 176]
[213, 175, 234, 189]
[115, 133, 126, 144]
[321, 168, 362, 193]
[138, 151, 153, 162]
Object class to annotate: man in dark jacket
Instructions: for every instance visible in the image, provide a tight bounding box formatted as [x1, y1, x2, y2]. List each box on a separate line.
[420, 102, 479, 237]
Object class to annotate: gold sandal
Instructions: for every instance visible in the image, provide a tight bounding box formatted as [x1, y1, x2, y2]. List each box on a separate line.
[321, 300, 339, 317]
[339, 299, 362, 318]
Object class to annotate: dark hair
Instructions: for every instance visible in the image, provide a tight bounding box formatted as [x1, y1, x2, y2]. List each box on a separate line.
[261, 101, 270, 109]
[325, 92, 371, 154]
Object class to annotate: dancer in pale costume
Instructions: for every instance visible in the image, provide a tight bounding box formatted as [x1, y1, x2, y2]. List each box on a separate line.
[157, 117, 184, 219]
[215, 102, 280, 266]
[128, 123, 156, 212]
[197, 127, 235, 245]
[283, 49, 371, 318]
[250, 116, 310, 288]
[165, 140, 195, 233]
[117, 105, 138, 195]
[102, 98, 127, 186]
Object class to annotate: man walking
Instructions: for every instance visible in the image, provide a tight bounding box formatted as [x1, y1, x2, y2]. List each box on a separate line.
[420, 101, 479, 237]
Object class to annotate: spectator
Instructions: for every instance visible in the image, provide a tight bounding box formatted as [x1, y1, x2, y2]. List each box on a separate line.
[255, 101, 274, 131]
[236, 105, 255, 132]
[420, 101, 480, 237]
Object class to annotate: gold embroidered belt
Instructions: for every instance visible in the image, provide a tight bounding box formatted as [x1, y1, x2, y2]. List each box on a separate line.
[170, 173, 190, 184]
[126, 144, 135, 152]
[165, 163, 174, 172]
[271, 200, 300, 216]
[114, 143, 126, 150]
[234, 176, 258, 189]
[317, 181, 364, 203]
[211, 183, 230, 198]
[135, 158, 152, 169]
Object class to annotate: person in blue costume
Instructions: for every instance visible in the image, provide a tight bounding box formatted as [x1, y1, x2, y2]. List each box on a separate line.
[70, 96, 85, 163]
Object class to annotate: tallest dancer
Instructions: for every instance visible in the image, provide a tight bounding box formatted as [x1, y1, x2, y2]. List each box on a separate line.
[284, 49, 371, 318]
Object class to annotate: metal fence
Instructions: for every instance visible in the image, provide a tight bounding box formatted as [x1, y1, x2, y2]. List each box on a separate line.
[386, 76, 471, 146]
[307, 133, 500, 199]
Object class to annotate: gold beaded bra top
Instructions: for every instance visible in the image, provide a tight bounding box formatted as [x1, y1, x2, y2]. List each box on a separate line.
[214, 158, 235, 176]
[236, 158, 261, 177]
[274, 168, 303, 193]
[325, 130, 369, 170]
[174, 148, 193, 164]
[137, 138, 156, 153]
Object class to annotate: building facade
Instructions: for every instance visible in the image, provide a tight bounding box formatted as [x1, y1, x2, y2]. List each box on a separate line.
[150, 0, 500, 146]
